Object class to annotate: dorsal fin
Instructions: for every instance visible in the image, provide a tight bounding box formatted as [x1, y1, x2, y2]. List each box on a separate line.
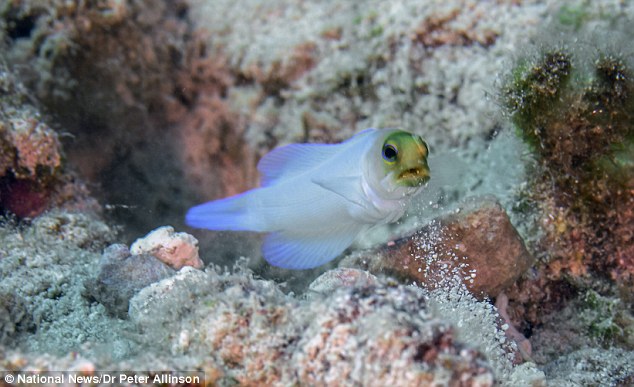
[257, 129, 378, 186]
[257, 143, 340, 186]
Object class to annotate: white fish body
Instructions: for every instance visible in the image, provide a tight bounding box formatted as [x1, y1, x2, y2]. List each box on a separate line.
[186, 128, 430, 269]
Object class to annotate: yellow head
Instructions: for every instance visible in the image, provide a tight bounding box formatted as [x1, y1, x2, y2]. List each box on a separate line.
[380, 130, 430, 187]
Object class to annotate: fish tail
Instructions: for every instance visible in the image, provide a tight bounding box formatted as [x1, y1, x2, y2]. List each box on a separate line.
[185, 191, 265, 232]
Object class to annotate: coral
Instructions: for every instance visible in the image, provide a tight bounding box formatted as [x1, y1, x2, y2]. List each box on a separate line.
[0, 60, 98, 219]
[341, 196, 534, 299]
[4, 118, 61, 178]
[129, 266, 302, 384]
[0, 211, 581, 386]
[130, 226, 203, 270]
[497, 10, 634, 375]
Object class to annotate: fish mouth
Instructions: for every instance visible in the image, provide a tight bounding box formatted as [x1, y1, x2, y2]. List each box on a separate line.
[397, 167, 430, 187]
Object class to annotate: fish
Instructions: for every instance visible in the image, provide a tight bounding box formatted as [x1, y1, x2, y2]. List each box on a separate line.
[186, 128, 430, 269]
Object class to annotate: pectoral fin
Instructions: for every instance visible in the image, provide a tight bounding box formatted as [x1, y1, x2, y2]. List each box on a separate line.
[262, 224, 363, 269]
[311, 175, 368, 209]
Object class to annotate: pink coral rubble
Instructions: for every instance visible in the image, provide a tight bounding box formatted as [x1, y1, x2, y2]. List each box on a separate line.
[130, 226, 203, 270]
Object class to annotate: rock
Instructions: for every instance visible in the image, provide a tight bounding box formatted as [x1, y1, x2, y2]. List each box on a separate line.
[307, 268, 379, 296]
[341, 196, 534, 298]
[0, 291, 31, 344]
[129, 266, 209, 326]
[130, 226, 203, 270]
[85, 244, 175, 318]
[293, 285, 494, 386]
[0, 62, 62, 218]
[31, 211, 116, 250]
[0, 61, 100, 219]
[130, 267, 496, 385]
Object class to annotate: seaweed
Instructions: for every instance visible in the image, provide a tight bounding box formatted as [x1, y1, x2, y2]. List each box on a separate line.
[502, 43, 634, 287]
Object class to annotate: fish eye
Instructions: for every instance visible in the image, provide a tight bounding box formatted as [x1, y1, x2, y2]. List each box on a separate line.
[382, 143, 398, 163]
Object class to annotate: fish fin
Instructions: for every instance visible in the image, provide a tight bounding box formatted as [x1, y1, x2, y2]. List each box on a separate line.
[185, 191, 265, 232]
[257, 129, 378, 186]
[262, 225, 362, 269]
[354, 127, 378, 137]
[311, 175, 368, 209]
[257, 143, 340, 186]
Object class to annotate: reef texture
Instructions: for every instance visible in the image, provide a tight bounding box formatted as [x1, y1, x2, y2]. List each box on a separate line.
[498, 13, 634, 366]
[0, 0, 256, 242]
[342, 196, 534, 299]
[503, 47, 634, 287]
[0, 0, 633, 386]
[129, 267, 522, 385]
[0, 218, 546, 386]
[86, 244, 176, 318]
[130, 226, 203, 270]
[0, 61, 96, 218]
[0, 212, 117, 353]
[86, 226, 203, 317]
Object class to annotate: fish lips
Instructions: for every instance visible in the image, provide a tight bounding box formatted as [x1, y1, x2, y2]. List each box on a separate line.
[396, 166, 430, 187]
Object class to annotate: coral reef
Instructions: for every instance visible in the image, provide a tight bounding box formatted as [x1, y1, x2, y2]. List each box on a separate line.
[500, 26, 634, 316]
[0, 0, 633, 385]
[188, 0, 540, 150]
[129, 266, 542, 385]
[291, 285, 494, 385]
[0, 0, 256, 245]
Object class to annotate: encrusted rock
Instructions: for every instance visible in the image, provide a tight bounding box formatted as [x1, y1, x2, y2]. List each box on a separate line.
[31, 211, 116, 250]
[85, 244, 175, 317]
[6, 118, 61, 178]
[130, 226, 203, 270]
[0, 62, 65, 218]
[129, 268, 496, 385]
[341, 196, 534, 298]
[0, 291, 31, 344]
[293, 285, 495, 386]
[307, 267, 379, 296]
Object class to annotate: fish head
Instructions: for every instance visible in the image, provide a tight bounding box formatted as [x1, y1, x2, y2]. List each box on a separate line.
[379, 130, 430, 188]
